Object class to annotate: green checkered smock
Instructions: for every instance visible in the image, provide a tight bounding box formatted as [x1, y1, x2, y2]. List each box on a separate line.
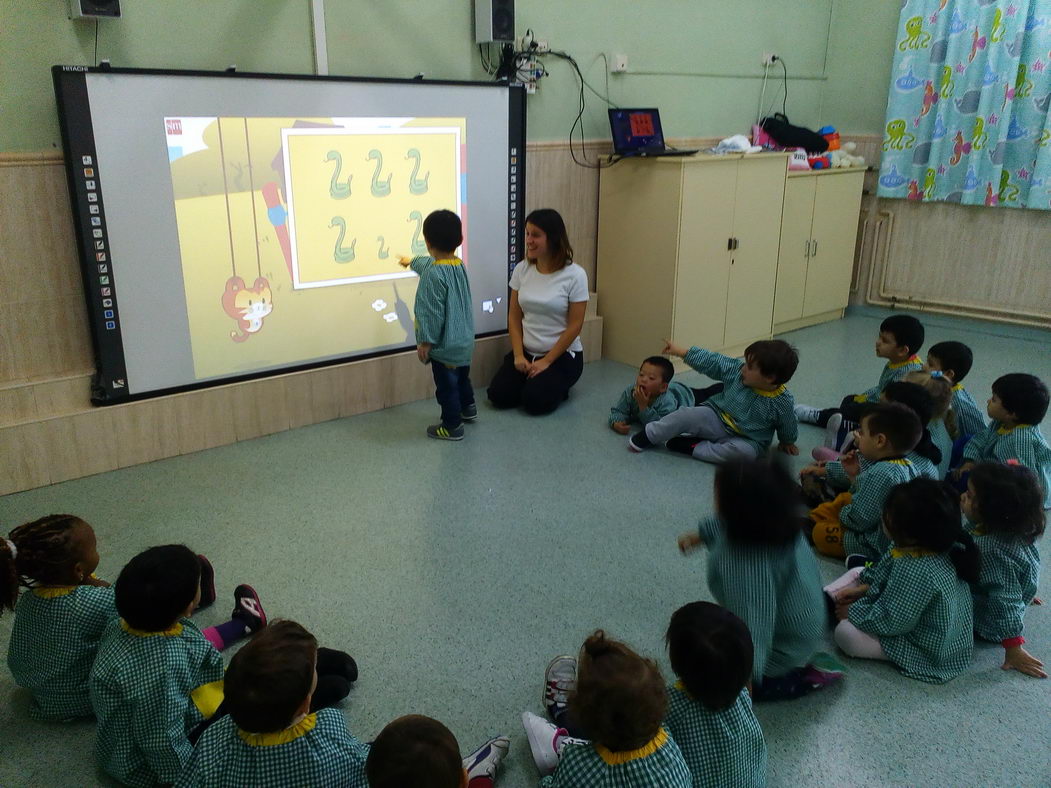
[410, 255, 474, 368]
[610, 381, 694, 427]
[951, 384, 987, 437]
[665, 683, 766, 788]
[90, 617, 225, 788]
[852, 548, 974, 683]
[967, 521, 1040, 643]
[698, 517, 825, 681]
[929, 419, 953, 479]
[6, 584, 117, 719]
[840, 458, 920, 560]
[538, 727, 692, 787]
[681, 347, 797, 453]
[175, 709, 370, 788]
[855, 355, 925, 403]
[963, 422, 1051, 508]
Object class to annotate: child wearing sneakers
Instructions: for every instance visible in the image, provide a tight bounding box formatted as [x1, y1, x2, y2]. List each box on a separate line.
[522, 630, 692, 785]
[796, 313, 925, 430]
[609, 356, 698, 435]
[366, 714, 510, 788]
[926, 340, 987, 439]
[679, 460, 840, 701]
[629, 339, 799, 462]
[90, 545, 266, 787]
[2, 516, 251, 721]
[958, 373, 1051, 508]
[399, 209, 476, 441]
[962, 463, 1046, 679]
[177, 620, 368, 786]
[665, 602, 767, 787]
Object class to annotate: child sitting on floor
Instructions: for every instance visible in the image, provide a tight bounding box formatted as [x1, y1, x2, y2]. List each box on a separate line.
[629, 339, 799, 462]
[521, 630, 692, 785]
[926, 340, 987, 439]
[903, 370, 955, 479]
[827, 478, 977, 684]
[366, 715, 510, 788]
[609, 356, 697, 435]
[90, 544, 266, 787]
[679, 460, 841, 700]
[2, 516, 252, 721]
[962, 463, 1046, 679]
[958, 373, 1051, 508]
[804, 403, 923, 560]
[176, 619, 368, 787]
[665, 601, 767, 787]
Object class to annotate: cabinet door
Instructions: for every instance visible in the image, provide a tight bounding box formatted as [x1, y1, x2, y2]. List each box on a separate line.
[802, 171, 864, 317]
[674, 160, 738, 350]
[724, 156, 786, 348]
[774, 177, 816, 324]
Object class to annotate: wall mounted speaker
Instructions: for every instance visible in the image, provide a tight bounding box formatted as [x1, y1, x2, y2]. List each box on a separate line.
[474, 0, 514, 44]
[69, 0, 121, 19]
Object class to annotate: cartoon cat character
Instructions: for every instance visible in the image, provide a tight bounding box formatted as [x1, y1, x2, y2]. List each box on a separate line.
[221, 275, 273, 342]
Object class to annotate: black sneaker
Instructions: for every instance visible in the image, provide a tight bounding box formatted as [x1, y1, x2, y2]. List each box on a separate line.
[627, 430, 653, 452]
[196, 554, 216, 610]
[231, 585, 267, 633]
[317, 647, 358, 683]
[461, 403, 478, 423]
[666, 436, 699, 456]
[427, 423, 464, 441]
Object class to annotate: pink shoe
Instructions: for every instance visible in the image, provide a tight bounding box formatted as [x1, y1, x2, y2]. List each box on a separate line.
[811, 446, 840, 462]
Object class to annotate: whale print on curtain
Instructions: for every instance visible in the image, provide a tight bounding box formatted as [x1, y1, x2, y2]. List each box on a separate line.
[878, 0, 1051, 210]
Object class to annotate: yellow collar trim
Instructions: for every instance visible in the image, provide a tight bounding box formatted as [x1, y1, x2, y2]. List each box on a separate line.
[970, 524, 986, 536]
[996, 422, 1030, 435]
[238, 713, 317, 747]
[32, 585, 77, 598]
[432, 256, 462, 266]
[754, 384, 786, 398]
[673, 679, 695, 700]
[120, 619, 183, 637]
[887, 355, 921, 370]
[595, 728, 668, 765]
[952, 383, 963, 391]
[883, 458, 912, 466]
[891, 547, 939, 558]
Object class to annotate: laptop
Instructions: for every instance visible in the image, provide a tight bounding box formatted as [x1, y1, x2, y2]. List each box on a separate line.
[608, 108, 698, 158]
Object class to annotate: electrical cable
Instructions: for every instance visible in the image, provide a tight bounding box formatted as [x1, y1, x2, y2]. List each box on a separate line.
[780, 58, 788, 116]
[756, 64, 769, 126]
[94, 19, 99, 67]
[544, 50, 619, 169]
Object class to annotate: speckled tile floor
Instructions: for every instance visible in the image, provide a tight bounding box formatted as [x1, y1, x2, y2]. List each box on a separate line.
[2, 306, 1048, 787]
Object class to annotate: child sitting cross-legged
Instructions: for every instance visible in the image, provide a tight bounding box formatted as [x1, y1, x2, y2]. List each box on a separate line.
[366, 715, 510, 788]
[962, 463, 1046, 679]
[629, 339, 799, 462]
[608, 356, 715, 435]
[521, 630, 692, 786]
[827, 478, 977, 684]
[665, 602, 767, 787]
[679, 460, 842, 701]
[90, 545, 266, 788]
[176, 619, 368, 787]
[2, 516, 255, 722]
[957, 373, 1051, 508]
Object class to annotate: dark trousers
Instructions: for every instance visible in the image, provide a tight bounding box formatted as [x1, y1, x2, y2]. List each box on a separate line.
[487, 350, 584, 415]
[431, 362, 474, 428]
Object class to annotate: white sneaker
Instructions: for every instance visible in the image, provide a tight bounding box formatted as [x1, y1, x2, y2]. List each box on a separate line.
[543, 655, 577, 720]
[521, 711, 587, 775]
[462, 735, 510, 780]
[822, 412, 842, 449]
[794, 404, 823, 424]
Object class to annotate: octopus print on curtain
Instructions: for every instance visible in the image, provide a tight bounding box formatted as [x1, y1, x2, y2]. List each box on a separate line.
[878, 0, 1051, 210]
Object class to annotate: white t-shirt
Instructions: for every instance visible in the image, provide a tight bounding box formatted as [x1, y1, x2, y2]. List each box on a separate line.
[509, 261, 590, 355]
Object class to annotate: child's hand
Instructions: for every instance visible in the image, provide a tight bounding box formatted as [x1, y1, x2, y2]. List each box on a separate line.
[778, 442, 799, 456]
[632, 384, 653, 410]
[952, 461, 975, 480]
[416, 343, 431, 363]
[397, 255, 413, 268]
[1002, 645, 1047, 679]
[841, 450, 861, 478]
[678, 533, 703, 554]
[611, 421, 631, 435]
[800, 462, 827, 478]
[661, 339, 688, 358]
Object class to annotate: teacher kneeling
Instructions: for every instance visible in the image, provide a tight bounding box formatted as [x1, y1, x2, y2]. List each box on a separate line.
[487, 208, 589, 415]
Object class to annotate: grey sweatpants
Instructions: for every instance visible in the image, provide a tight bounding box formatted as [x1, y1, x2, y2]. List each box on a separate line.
[643, 405, 758, 463]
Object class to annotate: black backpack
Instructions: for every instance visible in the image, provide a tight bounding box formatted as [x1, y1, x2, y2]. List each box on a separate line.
[760, 113, 829, 153]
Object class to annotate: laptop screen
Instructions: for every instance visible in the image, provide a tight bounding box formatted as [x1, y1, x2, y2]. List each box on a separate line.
[608, 108, 666, 155]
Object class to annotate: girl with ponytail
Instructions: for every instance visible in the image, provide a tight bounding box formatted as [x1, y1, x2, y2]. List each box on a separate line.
[828, 478, 978, 683]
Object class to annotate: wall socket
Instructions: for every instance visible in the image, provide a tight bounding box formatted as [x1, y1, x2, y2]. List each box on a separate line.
[610, 54, 628, 73]
[760, 53, 779, 66]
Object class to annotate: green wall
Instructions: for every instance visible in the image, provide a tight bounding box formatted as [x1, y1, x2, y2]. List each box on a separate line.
[2, 0, 899, 152]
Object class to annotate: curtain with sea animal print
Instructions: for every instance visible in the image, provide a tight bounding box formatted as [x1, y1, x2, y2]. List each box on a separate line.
[877, 0, 1051, 210]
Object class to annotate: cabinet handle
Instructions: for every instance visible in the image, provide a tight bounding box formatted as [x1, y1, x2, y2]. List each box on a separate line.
[727, 237, 734, 251]
[733, 238, 740, 250]
[805, 240, 811, 257]
[811, 239, 818, 257]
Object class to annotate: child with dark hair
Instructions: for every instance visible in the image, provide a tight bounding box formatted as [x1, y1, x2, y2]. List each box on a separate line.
[399, 209, 475, 441]
[609, 356, 718, 434]
[521, 630, 691, 785]
[804, 403, 923, 560]
[904, 371, 955, 478]
[679, 461, 840, 701]
[176, 620, 368, 786]
[796, 313, 925, 428]
[366, 714, 510, 788]
[665, 602, 767, 787]
[959, 373, 1051, 508]
[927, 340, 987, 438]
[90, 544, 266, 787]
[1, 517, 246, 721]
[828, 478, 977, 683]
[629, 339, 799, 462]
[962, 463, 1046, 679]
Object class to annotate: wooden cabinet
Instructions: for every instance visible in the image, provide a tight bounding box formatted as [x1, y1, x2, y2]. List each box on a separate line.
[596, 153, 788, 365]
[773, 168, 865, 331]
